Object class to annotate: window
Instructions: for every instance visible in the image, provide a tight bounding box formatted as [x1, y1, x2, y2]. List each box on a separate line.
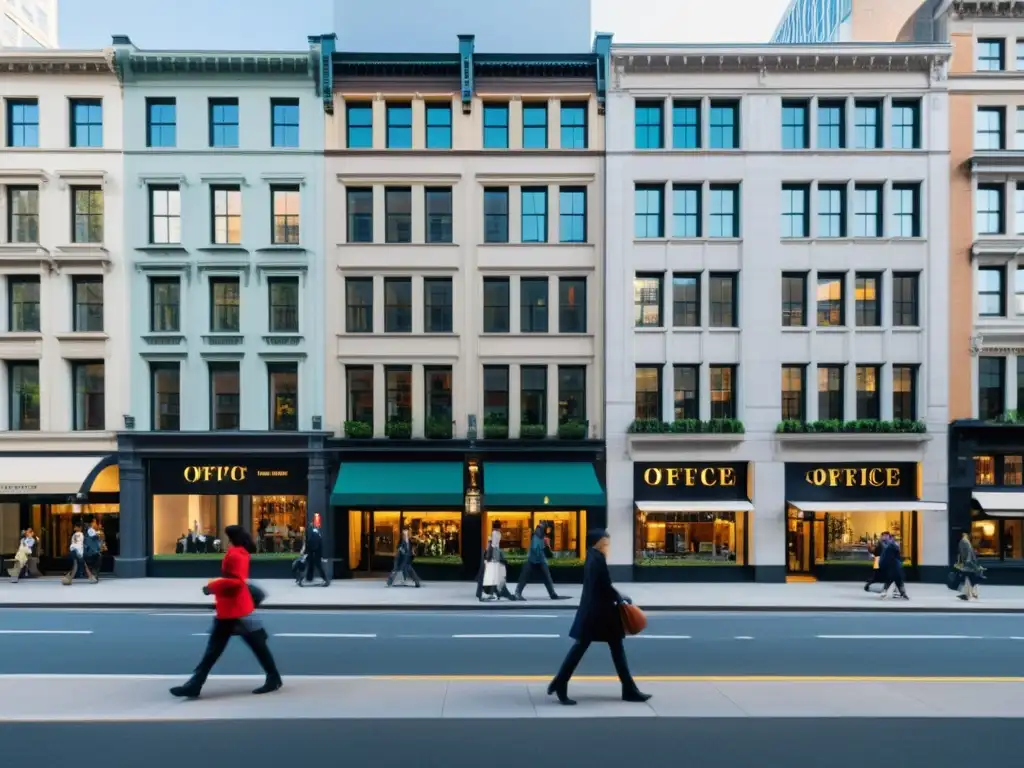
[425, 187, 453, 244]
[523, 103, 548, 149]
[7, 362, 39, 431]
[209, 277, 240, 332]
[893, 365, 917, 421]
[208, 98, 239, 148]
[424, 277, 453, 333]
[211, 186, 242, 245]
[892, 183, 921, 237]
[977, 39, 1005, 71]
[709, 273, 737, 327]
[1018, 108, 1024, 151]
[383, 277, 412, 333]
[1018, 182, 1024, 233]
[672, 273, 700, 327]
[346, 102, 373, 148]
[7, 277, 39, 332]
[346, 187, 373, 243]
[520, 277, 548, 333]
[146, 98, 176, 148]
[1017, 267, 1024, 315]
[672, 100, 700, 149]
[425, 366, 453, 426]
[976, 107, 1005, 150]
[1018, 39, 1024, 70]
[558, 366, 586, 424]
[559, 277, 586, 333]
[346, 367, 374, 425]
[71, 361, 104, 431]
[149, 277, 180, 332]
[781, 273, 807, 327]
[856, 365, 881, 420]
[781, 100, 809, 149]
[483, 366, 509, 425]
[853, 184, 882, 237]
[635, 366, 661, 420]
[209, 362, 240, 430]
[271, 186, 301, 245]
[521, 366, 548, 428]
[709, 184, 739, 237]
[709, 100, 739, 149]
[559, 187, 586, 243]
[817, 273, 844, 326]
[483, 188, 509, 243]
[149, 186, 181, 244]
[483, 277, 510, 333]
[7, 187, 38, 243]
[979, 357, 1005, 421]
[818, 99, 845, 149]
[268, 363, 298, 431]
[781, 365, 805, 421]
[268, 277, 299, 333]
[978, 267, 1005, 317]
[855, 273, 881, 327]
[892, 99, 921, 150]
[634, 274, 663, 327]
[673, 365, 698, 420]
[6, 99, 38, 147]
[977, 183, 1004, 235]
[818, 364, 844, 421]
[345, 277, 373, 333]
[635, 100, 664, 149]
[270, 99, 299, 148]
[892, 273, 919, 326]
[386, 103, 412, 149]
[635, 184, 664, 238]
[425, 103, 452, 149]
[560, 102, 587, 149]
[710, 365, 736, 419]
[672, 184, 701, 238]
[72, 276, 103, 332]
[521, 187, 548, 243]
[853, 99, 881, 149]
[781, 184, 809, 237]
[70, 99, 102, 148]
[72, 187, 103, 243]
[818, 184, 846, 237]
[150, 362, 180, 431]
[483, 103, 509, 149]
[385, 187, 412, 244]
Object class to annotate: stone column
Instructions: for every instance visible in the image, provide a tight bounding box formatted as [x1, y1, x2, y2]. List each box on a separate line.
[114, 450, 147, 578]
[307, 437, 331, 578]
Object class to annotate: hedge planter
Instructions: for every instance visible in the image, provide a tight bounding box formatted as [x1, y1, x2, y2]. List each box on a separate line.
[344, 420, 372, 439]
[519, 424, 547, 439]
[557, 420, 588, 440]
[775, 419, 926, 434]
[386, 420, 412, 439]
[425, 418, 453, 439]
[628, 418, 745, 435]
[483, 423, 509, 439]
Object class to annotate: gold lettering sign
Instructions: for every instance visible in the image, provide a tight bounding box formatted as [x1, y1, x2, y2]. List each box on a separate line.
[643, 466, 737, 488]
[803, 467, 901, 488]
[183, 466, 249, 483]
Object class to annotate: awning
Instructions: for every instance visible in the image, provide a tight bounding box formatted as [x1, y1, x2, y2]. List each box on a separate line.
[973, 492, 1024, 518]
[0, 455, 115, 496]
[484, 462, 605, 507]
[788, 501, 946, 513]
[635, 501, 754, 513]
[330, 462, 464, 507]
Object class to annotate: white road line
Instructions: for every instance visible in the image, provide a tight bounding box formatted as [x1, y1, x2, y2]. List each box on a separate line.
[1010, 637, 1024, 640]
[631, 635, 691, 640]
[191, 633, 209, 637]
[149, 613, 211, 617]
[816, 634, 985, 640]
[0, 630, 92, 635]
[734, 636, 754, 640]
[273, 633, 376, 638]
[452, 634, 560, 639]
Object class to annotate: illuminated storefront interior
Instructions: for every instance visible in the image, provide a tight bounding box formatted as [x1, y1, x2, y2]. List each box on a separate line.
[971, 456, 1024, 562]
[483, 510, 585, 561]
[347, 510, 463, 571]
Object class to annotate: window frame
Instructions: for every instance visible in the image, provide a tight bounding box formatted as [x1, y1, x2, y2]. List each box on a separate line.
[710, 364, 737, 419]
[781, 272, 807, 327]
[558, 276, 587, 334]
[856, 364, 882, 420]
[634, 100, 664, 149]
[208, 98, 240, 148]
[672, 184, 702, 238]
[708, 272, 738, 328]
[818, 184, 847, 238]
[893, 364, 918, 421]
[892, 272, 920, 327]
[425, 187, 453, 244]
[271, 185, 301, 245]
[558, 186, 587, 243]
[267, 276, 300, 333]
[150, 361, 181, 431]
[423, 277, 453, 333]
[7, 276, 40, 332]
[483, 188, 510, 244]
[346, 187, 373, 244]
[673, 364, 699, 420]
[71, 186, 104, 244]
[424, 365, 453, 425]
[672, 99, 701, 149]
[975, 106, 1005, 150]
[781, 183, 809, 238]
[781, 99, 809, 150]
[520, 365, 548, 429]
[208, 361, 241, 431]
[346, 366, 374, 425]
[6, 98, 39, 147]
[71, 360, 105, 431]
[853, 99, 882, 150]
[892, 183, 921, 238]
[559, 102, 588, 149]
[386, 102, 413, 149]
[891, 99, 921, 150]
[817, 364, 845, 421]
[146, 97, 177, 148]
[69, 98, 103, 148]
[557, 365, 586, 425]
[483, 365, 510, 425]
[977, 38, 1006, 71]
[72, 275, 104, 333]
[209, 276, 241, 333]
[634, 365, 662, 421]
[634, 273, 663, 328]
[816, 273, 845, 327]
[977, 183, 1005, 235]
[672, 273, 700, 328]
[425, 102, 453, 149]
[482, 276, 510, 333]
[853, 183, 883, 237]
[345, 277, 373, 333]
[210, 185, 242, 245]
[708, 183, 739, 238]
[384, 187, 412, 244]
[708, 100, 739, 149]
[521, 186, 548, 243]
[522, 102, 548, 149]
[383, 276, 413, 333]
[635, 184, 665, 239]
[855, 272, 882, 328]
[979, 356, 1006, 420]
[7, 361, 40, 431]
[270, 98, 300, 148]
[149, 276, 180, 333]
[384, 365, 413, 424]
[346, 102, 373, 148]
[519, 277, 549, 333]
[268, 361, 299, 432]
[817, 99, 846, 149]
[7, 186, 39, 244]
[781, 364, 806, 422]
[483, 103, 510, 149]
[149, 185, 181, 245]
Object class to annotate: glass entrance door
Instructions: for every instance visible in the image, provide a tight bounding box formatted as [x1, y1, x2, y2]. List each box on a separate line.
[786, 510, 815, 575]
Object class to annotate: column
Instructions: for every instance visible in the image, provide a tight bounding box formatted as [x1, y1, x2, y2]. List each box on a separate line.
[547, 184, 559, 244]
[546, 363, 559, 436]
[412, 364, 425, 438]
[411, 184, 426, 245]
[411, 100, 426, 150]
[373, 362, 386, 435]
[1007, 354, 1019, 414]
[114, 452, 147, 578]
[411, 275, 425, 334]
[547, 98, 560, 149]
[371, 98, 386, 149]
[508, 98, 523, 150]
[372, 186, 386, 243]
[307, 438, 331, 578]
[509, 186, 522, 243]
[509, 365, 522, 438]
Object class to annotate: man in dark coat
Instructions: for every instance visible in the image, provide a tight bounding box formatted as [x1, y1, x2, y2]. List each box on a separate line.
[301, 513, 330, 587]
[879, 531, 908, 599]
[863, 534, 888, 592]
[514, 525, 567, 601]
[387, 528, 421, 587]
[547, 529, 650, 706]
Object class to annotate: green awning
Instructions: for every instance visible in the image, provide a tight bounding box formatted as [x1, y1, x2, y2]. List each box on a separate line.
[330, 462, 464, 507]
[483, 462, 605, 507]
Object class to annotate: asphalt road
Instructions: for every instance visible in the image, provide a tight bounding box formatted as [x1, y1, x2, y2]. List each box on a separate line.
[2, 609, 1024, 677]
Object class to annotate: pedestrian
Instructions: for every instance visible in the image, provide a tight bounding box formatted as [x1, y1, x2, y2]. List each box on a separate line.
[879, 532, 909, 600]
[863, 534, 887, 593]
[170, 525, 282, 699]
[514, 524, 568, 601]
[62, 525, 94, 586]
[956, 531, 984, 601]
[547, 529, 650, 706]
[386, 528, 421, 587]
[83, 518, 102, 583]
[478, 528, 515, 601]
[8, 528, 34, 583]
[300, 512, 329, 587]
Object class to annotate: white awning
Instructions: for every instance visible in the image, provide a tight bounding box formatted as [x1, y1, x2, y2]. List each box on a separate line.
[0, 456, 108, 496]
[787, 501, 946, 513]
[973, 492, 1024, 518]
[635, 500, 754, 513]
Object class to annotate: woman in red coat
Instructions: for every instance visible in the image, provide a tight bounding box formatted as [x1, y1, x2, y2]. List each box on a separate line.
[170, 525, 282, 699]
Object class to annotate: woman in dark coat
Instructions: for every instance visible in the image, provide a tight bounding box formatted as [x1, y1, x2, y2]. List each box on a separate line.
[547, 529, 650, 706]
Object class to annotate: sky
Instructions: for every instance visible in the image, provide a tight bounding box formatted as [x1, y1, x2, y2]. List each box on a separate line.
[58, 0, 794, 50]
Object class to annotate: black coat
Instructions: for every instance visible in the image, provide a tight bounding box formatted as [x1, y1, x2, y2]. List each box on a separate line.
[306, 527, 323, 556]
[569, 548, 623, 644]
[878, 540, 901, 577]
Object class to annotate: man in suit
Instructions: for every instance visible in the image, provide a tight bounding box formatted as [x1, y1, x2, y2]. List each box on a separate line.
[514, 524, 568, 601]
[301, 513, 330, 587]
[387, 528, 421, 587]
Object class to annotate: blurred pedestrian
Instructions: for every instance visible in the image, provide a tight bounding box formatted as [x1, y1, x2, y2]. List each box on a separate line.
[879, 531, 909, 600]
[478, 528, 514, 601]
[300, 512, 329, 587]
[863, 534, 888, 593]
[387, 528, 421, 587]
[84, 518, 102, 583]
[62, 525, 94, 586]
[956, 531, 984, 601]
[8, 528, 35, 583]
[514, 524, 567, 601]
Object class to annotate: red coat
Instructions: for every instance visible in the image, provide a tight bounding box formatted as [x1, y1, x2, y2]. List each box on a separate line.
[206, 545, 254, 620]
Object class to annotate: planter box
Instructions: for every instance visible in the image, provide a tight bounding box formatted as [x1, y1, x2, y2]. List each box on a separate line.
[631, 564, 755, 582]
[814, 564, 921, 583]
[775, 433, 931, 446]
[148, 556, 297, 579]
[627, 432, 745, 457]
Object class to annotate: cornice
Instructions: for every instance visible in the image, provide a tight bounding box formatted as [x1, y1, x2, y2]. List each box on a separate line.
[118, 50, 313, 78]
[0, 49, 117, 76]
[950, 1, 1024, 19]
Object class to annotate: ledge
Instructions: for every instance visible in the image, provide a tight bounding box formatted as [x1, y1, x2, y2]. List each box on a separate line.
[775, 433, 932, 446]
[141, 333, 186, 346]
[54, 332, 109, 342]
[196, 245, 249, 254]
[135, 244, 188, 254]
[627, 433, 745, 455]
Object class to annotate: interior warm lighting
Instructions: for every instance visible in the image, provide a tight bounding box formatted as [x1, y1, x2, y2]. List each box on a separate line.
[982, 522, 996, 537]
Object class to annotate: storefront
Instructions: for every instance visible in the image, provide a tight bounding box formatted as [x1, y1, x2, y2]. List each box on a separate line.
[631, 462, 753, 582]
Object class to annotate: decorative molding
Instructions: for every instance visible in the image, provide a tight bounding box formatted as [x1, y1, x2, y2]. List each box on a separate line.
[775, 433, 932, 446]
[970, 334, 985, 356]
[55, 170, 107, 190]
[199, 351, 245, 361]
[195, 262, 252, 286]
[141, 333, 186, 347]
[336, 172, 462, 185]
[258, 350, 308, 360]
[261, 173, 306, 187]
[137, 174, 187, 188]
[199, 174, 248, 187]
[262, 334, 305, 346]
[120, 51, 311, 77]
[952, 1, 1024, 19]
[0, 170, 48, 186]
[135, 244, 189, 255]
[0, 51, 117, 75]
[971, 238, 1024, 257]
[200, 335, 245, 347]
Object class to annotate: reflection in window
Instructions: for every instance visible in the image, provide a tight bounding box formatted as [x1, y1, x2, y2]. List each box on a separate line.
[404, 511, 462, 559]
[521, 366, 547, 428]
[483, 511, 581, 559]
[151, 494, 240, 556]
[268, 362, 298, 431]
[634, 274, 662, 327]
[823, 511, 916, 565]
[635, 366, 661, 420]
[975, 456, 995, 486]
[252, 496, 306, 554]
[635, 510, 745, 565]
[385, 366, 412, 422]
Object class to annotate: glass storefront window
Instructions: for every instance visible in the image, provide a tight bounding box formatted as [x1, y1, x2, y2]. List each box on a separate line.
[152, 495, 239, 556]
[29, 503, 120, 559]
[1006, 456, 1024, 486]
[635, 510, 745, 565]
[975, 456, 995, 486]
[971, 512, 1024, 560]
[403, 511, 461, 561]
[482, 511, 586, 561]
[252, 495, 305, 554]
[486, 512, 532, 554]
[373, 511, 400, 558]
[821, 510, 915, 565]
[536, 511, 578, 559]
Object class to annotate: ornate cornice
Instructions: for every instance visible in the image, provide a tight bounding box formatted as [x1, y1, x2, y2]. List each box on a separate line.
[119, 51, 313, 77]
[0, 49, 117, 76]
[951, 1, 1024, 19]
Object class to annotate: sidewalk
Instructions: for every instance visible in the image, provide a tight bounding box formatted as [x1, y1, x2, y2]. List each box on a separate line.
[2, 578, 1024, 611]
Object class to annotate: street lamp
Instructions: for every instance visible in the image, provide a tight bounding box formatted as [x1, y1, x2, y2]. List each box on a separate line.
[465, 460, 481, 514]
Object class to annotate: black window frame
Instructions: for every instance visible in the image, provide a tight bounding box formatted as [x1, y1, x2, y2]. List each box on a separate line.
[209, 361, 241, 431]
[6, 361, 39, 431]
[424, 365, 453, 424]
[483, 103, 510, 149]
[891, 98, 921, 150]
[383, 276, 412, 333]
[781, 99, 809, 149]
[345, 277, 373, 333]
[672, 99, 701, 149]
[672, 183, 702, 238]
[558, 277, 587, 334]
[69, 98, 103, 148]
[71, 186, 104, 244]
[856, 364, 882, 420]
[635, 365, 662, 421]
[557, 365, 586, 425]
[977, 182, 1005, 235]
[7, 275, 40, 332]
[346, 187, 373, 244]
[150, 361, 181, 432]
[893, 364, 918, 421]
[635, 184, 665, 238]
[425, 102, 453, 149]
[386, 102, 413, 149]
[708, 272, 738, 328]
[346, 366, 374, 425]
[268, 276, 300, 333]
[483, 277, 510, 333]
[384, 187, 412, 244]
[853, 183, 883, 237]
[210, 185, 242, 245]
[708, 183, 740, 238]
[817, 364, 845, 421]
[268, 361, 299, 432]
[816, 273, 845, 327]
[72, 275, 104, 332]
[520, 277, 549, 333]
[71, 360, 105, 431]
[385, 365, 413, 423]
[977, 38, 1006, 71]
[522, 102, 548, 149]
[817, 99, 846, 149]
[892, 182, 921, 237]
[149, 276, 180, 333]
[634, 273, 663, 328]
[424, 277, 453, 333]
[483, 365, 510, 425]
[145, 97, 176, 148]
[673, 364, 699, 421]
[634, 100, 664, 149]
[672, 272, 700, 328]
[855, 272, 882, 327]
[853, 99, 882, 149]
[979, 356, 1006, 421]
[208, 97, 239, 148]
[209, 276, 241, 333]
[781, 183, 810, 238]
[7, 185, 39, 244]
[781, 272, 807, 327]
[975, 107, 1005, 150]
[558, 186, 587, 243]
[270, 98, 300, 148]
[521, 186, 548, 244]
[345, 102, 373, 148]
[710, 364, 737, 420]
[520, 365, 548, 429]
[425, 187, 453, 244]
[781, 364, 806, 422]
[483, 188, 510, 244]
[559, 101, 588, 149]
[6, 98, 39, 147]
[708, 99, 739, 149]
[818, 183, 847, 237]
[271, 185, 301, 245]
[892, 272, 920, 326]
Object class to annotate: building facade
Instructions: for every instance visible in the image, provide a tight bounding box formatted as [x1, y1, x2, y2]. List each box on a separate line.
[0, 47, 125, 572]
[0, 0, 56, 49]
[605, 42, 952, 582]
[773, 0, 928, 43]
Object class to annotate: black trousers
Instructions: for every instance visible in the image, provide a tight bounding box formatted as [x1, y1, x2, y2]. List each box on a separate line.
[883, 570, 907, 595]
[515, 560, 557, 598]
[552, 636, 640, 694]
[191, 618, 280, 685]
[303, 554, 328, 583]
[387, 561, 420, 586]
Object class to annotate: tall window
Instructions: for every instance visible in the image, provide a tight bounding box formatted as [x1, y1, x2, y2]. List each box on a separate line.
[520, 277, 548, 333]
[560, 102, 587, 149]
[1016, 267, 1024, 315]
[268, 363, 299, 431]
[386, 103, 412, 149]
[856, 365, 881, 420]
[781, 365, 805, 421]
[977, 39, 1005, 71]
[150, 277, 180, 332]
[72, 276, 103, 332]
[385, 366, 412, 423]
[345, 277, 373, 333]
[817, 273, 844, 326]
[672, 273, 700, 327]
[70, 99, 103, 148]
[977, 184, 1004, 235]
[6, 99, 38, 147]
[818, 365, 844, 421]
[72, 361, 104, 431]
[522, 103, 548, 149]
[521, 187, 548, 243]
[672, 100, 700, 149]
[426, 103, 452, 149]
[672, 184, 701, 238]
[781, 273, 806, 327]
[483, 103, 509, 149]
[211, 186, 242, 245]
[8, 362, 39, 431]
[425, 187, 453, 244]
[209, 277, 240, 332]
[708, 184, 739, 238]
[146, 98, 176, 148]
[271, 98, 300, 148]
[559, 277, 586, 333]
[483, 277, 510, 333]
[7, 187, 38, 243]
[209, 362, 240, 430]
[383, 277, 412, 333]
[673, 365, 698, 420]
[424, 277, 453, 333]
[72, 187, 103, 243]
[781, 100, 809, 149]
[521, 366, 548, 429]
[558, 366, 586, 424]
[892, 183, 921, 237]
[7, 277, 40, 332]
[710, 365, 736, 419]
[151, 362, 180, 431]
[855, 273, 881, 327]
[425, 366, 453, 425]
[635, 366, 661, 420]
[892, 273, 920, 326]
[781, 184, 809, 237]
[483, 188, 509, 243]
[975, 107, 1005, 150]
[559, 187, 586, 243]
[208, 98, 239, 148]
[709, 100, 739, 149]
[346, 102, 373, 148]
[346, 367, 374, 425]
[385, 187, 412, 244]
[818, 184, 846, 237]
[271, 186, 301, 245]
[709, 273, 737, 327]
[483, 366, 509, 425]
[818, 99, 846, 149]
[635, 100, 664, 149]
[149, 186, 181, 244]
[978, 357, 1005, 421]
[891, 99, 921, 150]
[268, 277, 299, 333]
[893, 365, 917, 421]
[346, 187, 373, 243]
[853, 100, 881, 149]
[634, 274, 663, 327]
[634, 184, 664, 238]
[853, 184, 882, 237]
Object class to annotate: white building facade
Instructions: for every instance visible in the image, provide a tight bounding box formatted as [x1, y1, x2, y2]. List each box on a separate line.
[1, 0, 57, 48]
[605, 44, 952, 583]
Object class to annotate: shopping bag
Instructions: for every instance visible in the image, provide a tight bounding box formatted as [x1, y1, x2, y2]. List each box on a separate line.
[619, 602, 647, 635]
[483, 561, 502, 587]
[946, 570, 962, 591]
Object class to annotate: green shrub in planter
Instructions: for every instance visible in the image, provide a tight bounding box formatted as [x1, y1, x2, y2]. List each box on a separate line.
[519, 423, 547, 439]
[425, 418, 453, 439]
[483, 422, 508, 439]
[557, 420, 588, 439]
[775, 419, 926, 434]
[344, 420, 373, 438]
[385, 419, 412, 439]
[626, 418, 745, 434]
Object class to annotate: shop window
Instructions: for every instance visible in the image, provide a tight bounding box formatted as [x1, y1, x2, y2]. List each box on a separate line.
[252, 495, 306, 555]
[403, 511, 461, 561]
[385, 365, 412, 422]
[822, 511, 915, 565]
[975, 456, 995, 486]
[971, 511, 1024, 561]
[483, 511, 583, 561]
[151, 495, 239, 557]
[33, 504, 120, 560]
[635, 510, 746, 566]
[373, 511, 400, 559]
[487, 511, 532, 554]
[1006, 456, 1023, 486]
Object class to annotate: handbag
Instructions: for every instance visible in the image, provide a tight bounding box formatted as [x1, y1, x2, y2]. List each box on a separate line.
[483, 561, 504, 588]
[248, 582, 267, 608]
[619, 602, 647, 635]
[946, 570, 962, 591]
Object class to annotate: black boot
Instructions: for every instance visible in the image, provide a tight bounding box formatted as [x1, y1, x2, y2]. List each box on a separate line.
[622, 688, 652, 703]
[170, 675, 204, 699]
[253, 676, 283, 695]
[246, 629, 283, 695]
[546, 680, 576, 706]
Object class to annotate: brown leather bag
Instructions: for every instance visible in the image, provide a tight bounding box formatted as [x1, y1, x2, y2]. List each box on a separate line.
[619, 602, 647, 635]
